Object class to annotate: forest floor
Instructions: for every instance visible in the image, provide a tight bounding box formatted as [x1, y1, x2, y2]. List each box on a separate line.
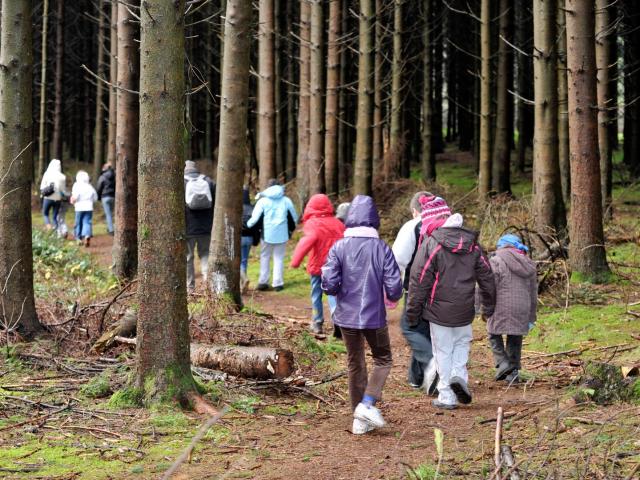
[2, 153, 640, 479]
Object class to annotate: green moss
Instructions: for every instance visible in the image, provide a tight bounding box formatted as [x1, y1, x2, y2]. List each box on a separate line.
[108, 387, 143, 408]
[570, 269, 614, 285]
[79, 371, 112, 399]
[150, 411, 190, 430]
[231, 395, 260, 414]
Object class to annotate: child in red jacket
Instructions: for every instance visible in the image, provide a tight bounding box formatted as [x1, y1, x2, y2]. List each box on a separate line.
[291, 194, 346, 334]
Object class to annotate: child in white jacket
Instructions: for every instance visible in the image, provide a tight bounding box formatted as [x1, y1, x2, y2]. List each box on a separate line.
[71, 171, 98, 247]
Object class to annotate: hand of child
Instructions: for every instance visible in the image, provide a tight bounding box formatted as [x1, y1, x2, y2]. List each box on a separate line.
[528, 322, 535, 332]
[384, 297, 398, 309]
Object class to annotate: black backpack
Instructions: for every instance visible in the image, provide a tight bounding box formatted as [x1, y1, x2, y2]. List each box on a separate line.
[41, 182, 55, 197]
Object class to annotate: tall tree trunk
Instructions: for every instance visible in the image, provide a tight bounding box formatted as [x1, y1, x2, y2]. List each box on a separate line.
[432, 1, 443, 154]
[557, 1, 570, 204]
[478, 0, 491, 196]
[491, 0, 512, 194]
[421, 0, 434, 181]
[0, 0, 43, 338]
[208, 0, 252, 308]
[532, 0, 566, 236]
[51, 0, 64, 160]
[92, 0, 105, 181]
[257, 0, 276, 188]
[595, 0, 612, 216]
[515, 0, 531, 174]
[296, 0, 310, 202]
[389, 0, 403, 176]
[284, 0, 296, 181]
[372, 0, 383, 173]
[204, 2, 214, 162]
[274, 0, 284, 178]
[37, 0, 49, 178]
[324, 0, 340, 195]
[566, 0, 610, 282]
[308, 0, 324, 193]
[112, 2, 139, 280]
[106, 0, 117, 167]
[353, 0, 374, 195]
[337, 0, 350, 188]
[136, 0, 195, 403]
[623, 5, 640, 176]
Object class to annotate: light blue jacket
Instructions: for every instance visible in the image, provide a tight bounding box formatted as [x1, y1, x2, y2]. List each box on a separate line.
[247, 185, 299, 244]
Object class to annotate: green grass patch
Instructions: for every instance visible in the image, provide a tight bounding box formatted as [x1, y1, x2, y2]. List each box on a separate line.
[79, 370, 112, 399]
[406, 463, 438, 480]
[108, 387, 142, 409]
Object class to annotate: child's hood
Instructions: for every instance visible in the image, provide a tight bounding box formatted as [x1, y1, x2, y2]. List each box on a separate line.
[344, 195, 380, 229]
[303, 194, 334, 222]
[431, 226, 478, 254]
[260, 184, 284, 200]
[496, 247, 536, 278]
[76, 171, 91, 184]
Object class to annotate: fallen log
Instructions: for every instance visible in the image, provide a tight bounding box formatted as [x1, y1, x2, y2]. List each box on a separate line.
[92, 310, 137, 353]
[190, 344, 294, 380]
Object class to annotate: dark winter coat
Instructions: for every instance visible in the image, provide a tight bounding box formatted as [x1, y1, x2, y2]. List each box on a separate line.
[184, 173, 216, 237]
[291, 194, 346, 276]
[321, 195, 403, 330]
[406, 226, 496, 328]
[96, 167, 115, 200]
[241, 189, 261, 246]
[486, 247, 537, 335]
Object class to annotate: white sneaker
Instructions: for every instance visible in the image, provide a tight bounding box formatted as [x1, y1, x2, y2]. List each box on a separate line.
[352, 417, 375, 435]
[353, 402, 386, 428]
[422, 358, 439, 396]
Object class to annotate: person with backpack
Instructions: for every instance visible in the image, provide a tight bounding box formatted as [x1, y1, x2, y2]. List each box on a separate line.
[40, 159, 67, 230]
[246, 179, 298, 291]
[70, 171, 98, 247]
[392, 191, 436, 392]
[184, 160, 216, 292]
[240, 186, 260, 293]
[321, 195, 403, 434]
[290, 194, 345, 335]
[406, 195, 495, 410]
[96, 162, 116, 235]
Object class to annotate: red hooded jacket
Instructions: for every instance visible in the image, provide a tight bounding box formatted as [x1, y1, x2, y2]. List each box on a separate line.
[290, 194, 345, 275]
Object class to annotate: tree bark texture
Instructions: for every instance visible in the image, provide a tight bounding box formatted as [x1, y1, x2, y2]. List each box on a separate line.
[623, 7, 640, 176]
[595, 0, 612, 215]
[324, 0, 340, 195]
[372, 0, 383, 173]
[421, 0, 434, 182]
[92, 0, 105, 182]
[532, 0, 566, 236]
[478, 0, 491, 197]
[565, 0, 610, 281]
[107, 0, 117, 167]
[491, 0, 513, 194]
[257, 0, 276, 189]
[51, 0, 64, 160]
[557, 1, 570, 205]
[112, 2, 139, 280]
[296, 0, 310, 203]
[191, 344, 294, 379]
[37, 0, 49, 178]
[388, 0, 403, 177]
[308, 0, 324, 194]
[208, 0, 252, 308]
[0, 0, 42, 337]
[136, 0, 195, 403]
[353, 0, 374, 196]
[516, 0, 533, 174]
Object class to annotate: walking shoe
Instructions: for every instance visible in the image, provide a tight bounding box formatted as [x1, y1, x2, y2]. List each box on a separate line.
[422, 359, 439, 396]
[309, 323, 323, 335]
[352, 417, 375, 435]
[495, 361, 516, 381]
[432, 399, 457, 410]
[504, 369, 520, 384]
[274, 285, 284, 292]
[353, 402, 386, 428]
[450, 376, 472, 404]
[257, 284, 270, 291]
[333, 325, 342, 339]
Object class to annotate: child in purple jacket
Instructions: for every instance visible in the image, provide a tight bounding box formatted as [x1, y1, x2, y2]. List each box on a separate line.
[321, 195, 403, 435]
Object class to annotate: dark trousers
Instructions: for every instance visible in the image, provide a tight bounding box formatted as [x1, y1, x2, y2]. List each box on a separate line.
[489, 334, 523, 370]
[341, 325, 393, 411]
[400, 294, 433, 386]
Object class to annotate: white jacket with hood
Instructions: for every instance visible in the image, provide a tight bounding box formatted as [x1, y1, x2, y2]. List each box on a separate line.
[71, 171, 98, 212]
[40, 159, 67, 201]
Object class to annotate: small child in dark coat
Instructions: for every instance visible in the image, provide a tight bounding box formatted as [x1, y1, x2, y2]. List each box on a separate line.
[485, 234, 537, 383]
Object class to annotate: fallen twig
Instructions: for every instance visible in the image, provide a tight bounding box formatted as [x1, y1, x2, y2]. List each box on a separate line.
[494, 407, 504, 474]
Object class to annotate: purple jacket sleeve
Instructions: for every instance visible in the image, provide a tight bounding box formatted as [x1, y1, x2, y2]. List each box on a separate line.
[382, 244, 403, 302]
[475, 246, 496, 317]
[321, 243, 342, 296]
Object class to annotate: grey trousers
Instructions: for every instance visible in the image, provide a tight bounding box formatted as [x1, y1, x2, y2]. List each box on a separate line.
[489, 334, 523, 370]
[187, 235, 210, 290]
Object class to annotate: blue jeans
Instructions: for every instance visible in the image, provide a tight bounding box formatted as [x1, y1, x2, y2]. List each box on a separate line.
[400, 293, 433, 386]
[240, 236, 253, 274]
[102, 197, 115, 233]
[74, 211, 93, 239]
[43, 198, 61, 229]
[310, 274, 336, 327]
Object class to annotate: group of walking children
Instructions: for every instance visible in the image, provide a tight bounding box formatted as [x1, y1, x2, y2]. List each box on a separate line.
[283, 190, 537, 435]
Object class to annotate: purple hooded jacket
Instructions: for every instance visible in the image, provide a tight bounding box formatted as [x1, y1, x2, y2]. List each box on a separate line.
[321, 195, 403, 330]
